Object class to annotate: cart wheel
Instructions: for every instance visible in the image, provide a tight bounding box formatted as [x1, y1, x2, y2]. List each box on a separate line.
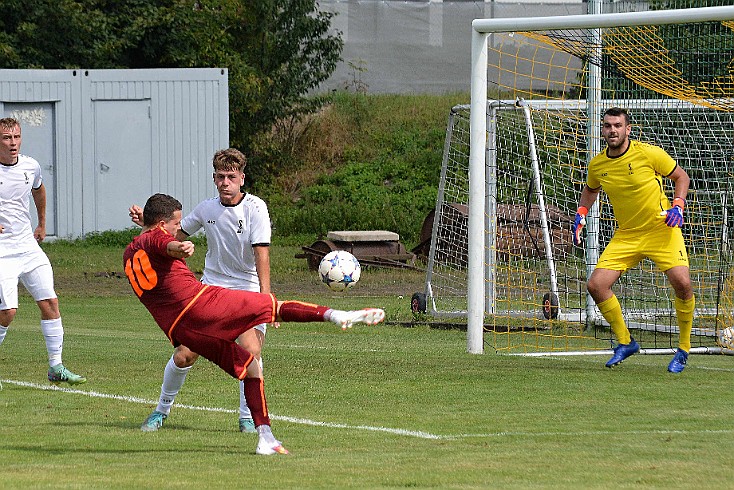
[542, 292, 559, 320]
[411, 292, 427, 314]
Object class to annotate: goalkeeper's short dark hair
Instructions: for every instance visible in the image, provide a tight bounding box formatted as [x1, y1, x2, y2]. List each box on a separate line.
[604, 107, 630, 124]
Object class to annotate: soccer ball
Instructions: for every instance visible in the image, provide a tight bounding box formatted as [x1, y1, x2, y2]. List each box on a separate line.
[318, 250, 361, 292]
[717, 326, 734, 350]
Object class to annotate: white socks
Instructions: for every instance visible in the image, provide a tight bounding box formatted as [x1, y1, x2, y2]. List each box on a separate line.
[156, 355, 192, 415]
[257, 424, 277, 444]
[0, 325, 8, 347]
[41, 318, 64, 367]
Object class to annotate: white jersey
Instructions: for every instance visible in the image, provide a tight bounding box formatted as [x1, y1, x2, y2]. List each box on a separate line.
[0, 154, 44, 257]
[181, 193, 271, 291]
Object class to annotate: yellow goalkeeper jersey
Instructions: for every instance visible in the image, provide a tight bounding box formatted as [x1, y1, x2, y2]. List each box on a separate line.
[587, 140, 677, 233]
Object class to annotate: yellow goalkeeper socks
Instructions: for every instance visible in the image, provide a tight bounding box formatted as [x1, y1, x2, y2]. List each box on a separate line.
[675, 295, 695, 352]
[597, 295, 631, 345]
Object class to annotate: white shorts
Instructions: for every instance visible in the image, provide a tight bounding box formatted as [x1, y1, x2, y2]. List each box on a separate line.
[0, 249, 57, 310]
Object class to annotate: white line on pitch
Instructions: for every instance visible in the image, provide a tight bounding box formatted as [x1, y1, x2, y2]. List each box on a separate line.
[0, 379, 447, 440]
[4, 379, 732, 440]
[456, 428, 734, 438]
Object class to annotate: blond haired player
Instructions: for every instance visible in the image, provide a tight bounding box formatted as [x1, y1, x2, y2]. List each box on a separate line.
[0, 117, 86, 385]
[572, 107, 694, 373]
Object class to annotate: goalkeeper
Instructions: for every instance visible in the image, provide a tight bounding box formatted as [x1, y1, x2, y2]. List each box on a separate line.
[572, 107, 694, 373]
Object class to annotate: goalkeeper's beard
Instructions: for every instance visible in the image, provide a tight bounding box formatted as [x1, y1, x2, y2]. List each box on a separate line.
[605, 133, 628, 152]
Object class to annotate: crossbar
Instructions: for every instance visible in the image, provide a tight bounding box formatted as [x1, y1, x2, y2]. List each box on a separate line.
[473, 5, 734, 34]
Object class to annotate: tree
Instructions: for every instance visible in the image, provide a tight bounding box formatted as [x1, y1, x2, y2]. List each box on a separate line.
[0, 0, 343, 170]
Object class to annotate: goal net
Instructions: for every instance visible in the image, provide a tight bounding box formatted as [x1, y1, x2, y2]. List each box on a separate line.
[425, 6, 734, 354]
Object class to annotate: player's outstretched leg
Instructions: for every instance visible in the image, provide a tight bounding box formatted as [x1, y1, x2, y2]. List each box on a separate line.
[605, 338, 640, 368]
[277, 302, 385, 330]
[328, 308, 386, 330]
[48, 364, 87, 385]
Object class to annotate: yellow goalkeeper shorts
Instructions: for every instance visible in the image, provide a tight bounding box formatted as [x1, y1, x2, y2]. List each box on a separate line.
[596, 224, 689, 272]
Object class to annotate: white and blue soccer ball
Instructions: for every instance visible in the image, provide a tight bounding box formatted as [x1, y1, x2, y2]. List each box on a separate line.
[318, 250, 361, 292]
[717, 326, 734, 350]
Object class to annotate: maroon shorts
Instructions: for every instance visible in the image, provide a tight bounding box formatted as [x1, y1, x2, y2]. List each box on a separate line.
[167, 286, 277, 379]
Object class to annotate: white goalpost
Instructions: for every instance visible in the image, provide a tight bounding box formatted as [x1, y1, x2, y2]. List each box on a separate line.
[448, 5, 734, 354]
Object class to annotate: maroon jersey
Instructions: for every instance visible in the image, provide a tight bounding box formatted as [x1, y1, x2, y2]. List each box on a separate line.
[123, 226, 207, 334]
[123, 227, 276, 357]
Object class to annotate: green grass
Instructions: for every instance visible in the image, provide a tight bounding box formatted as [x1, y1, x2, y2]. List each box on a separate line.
[1, 243, 733, 488]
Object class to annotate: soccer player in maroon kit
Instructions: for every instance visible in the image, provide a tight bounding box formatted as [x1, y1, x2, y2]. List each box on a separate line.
[123, 193, 385, 455]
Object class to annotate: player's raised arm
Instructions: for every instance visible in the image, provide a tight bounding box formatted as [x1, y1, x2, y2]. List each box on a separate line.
[129, 204, 144, 227]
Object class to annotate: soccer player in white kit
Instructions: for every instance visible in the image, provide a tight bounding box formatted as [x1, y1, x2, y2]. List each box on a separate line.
[130, 148, 272, 432]
[0, 117, 86, 385]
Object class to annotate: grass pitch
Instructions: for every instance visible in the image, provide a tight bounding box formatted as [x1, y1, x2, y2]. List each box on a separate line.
[0, 243, 732, 488]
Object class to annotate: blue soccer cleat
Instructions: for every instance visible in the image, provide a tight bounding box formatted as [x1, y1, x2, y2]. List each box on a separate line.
[605, 338, 640, 368]
[667, 348, 688, 373]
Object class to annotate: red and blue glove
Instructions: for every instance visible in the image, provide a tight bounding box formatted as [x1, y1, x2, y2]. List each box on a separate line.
[664, 197, 685, 228]
[572, 206, 588, 246]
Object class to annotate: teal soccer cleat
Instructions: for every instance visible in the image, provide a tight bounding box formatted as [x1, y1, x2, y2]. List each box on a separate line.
[239, 417, 256, 433]
[141, 410, 167, 432]
[48, 364, 87, 386]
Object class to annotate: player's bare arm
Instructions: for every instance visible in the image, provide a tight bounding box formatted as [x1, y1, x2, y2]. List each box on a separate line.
[254, 244, 279, 328]
[31, 183, 47, 242]
[253, 246, 271, 294]
[175, 229, 188, 242]
[578, 184, 601, 210]
[661, 166, 690, 228]
[167, 240, 195, 259]
[667, 165, 690, 202]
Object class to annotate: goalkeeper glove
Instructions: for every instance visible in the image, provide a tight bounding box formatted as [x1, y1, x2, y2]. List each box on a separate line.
[664, 197, 685, 228]
[572, 206, 588, 246]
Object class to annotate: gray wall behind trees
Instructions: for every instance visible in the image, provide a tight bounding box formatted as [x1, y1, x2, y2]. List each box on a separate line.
[318, 0, 648, 94]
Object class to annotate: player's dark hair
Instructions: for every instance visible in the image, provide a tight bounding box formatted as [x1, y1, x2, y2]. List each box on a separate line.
[143, 193, 182, 226]
[213, 148, 246, 173]
[0, 117, 20, 132]
[604, 107, 630, 124]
